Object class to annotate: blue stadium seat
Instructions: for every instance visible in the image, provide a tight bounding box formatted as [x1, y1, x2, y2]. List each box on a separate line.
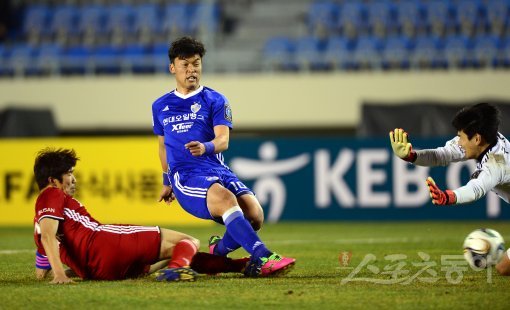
[352, 36, 382, 69]
[60, 45, 92, 75]
[472, 35, 501, 68]
[0, 43, 14, 76]
[189, 2, 221, 35]
[105, 4, 136, 38]
[366, 0, 398, 37]
[443, 35, 473, 68]
[121, 44, 153, 74]
[294, 36, 328, 71]
[263, 37, 296, 71]
[486, 0, 509, 36]
[324, 36, 354, 69]
[456, 0, 484, 36]
[23, 5, 52, 39]
[396, 0, 427, 37]
[152, 42, 171, 73]
[5, 44, 36, 76]
[307, 1, 339, 34]
[410, 36, 444, 69]
[78, 5, 108, 40]
[424, 0, 457, 37]
[133, 3, 160, 41]
[50, 5, 80, 39]
[0, 45, 12, 76]
[381, 36, 412, 69]
[500, 37, 510, 67]
[336, 1, 368, 38]
[92, 45, 122, 74]
[31, 44, 62, 76]
[163, 3, 191, 35]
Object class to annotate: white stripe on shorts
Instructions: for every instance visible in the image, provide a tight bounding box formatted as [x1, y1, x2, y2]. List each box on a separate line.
[174, 172, 207, 198]
[98, 225, 160, 234]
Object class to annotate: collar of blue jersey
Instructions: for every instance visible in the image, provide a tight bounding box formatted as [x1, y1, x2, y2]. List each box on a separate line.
[173, 86, 204, 99]
[476, 136, 498, 163]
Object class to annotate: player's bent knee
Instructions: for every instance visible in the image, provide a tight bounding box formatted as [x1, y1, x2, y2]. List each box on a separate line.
[180, 235, 200, 250]
[207, 186, 238, 217]
[250, 217, 263, 231]
[189, 237, 200, 250]
[242, 203, 264, 231]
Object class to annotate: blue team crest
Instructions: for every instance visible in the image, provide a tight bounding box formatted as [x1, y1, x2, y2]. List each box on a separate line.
[191, 102, 201, 114]
[224, 103, 232, 122]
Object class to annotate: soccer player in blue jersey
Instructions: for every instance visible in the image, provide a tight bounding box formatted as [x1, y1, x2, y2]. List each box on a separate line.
[151, 36, 295, 278]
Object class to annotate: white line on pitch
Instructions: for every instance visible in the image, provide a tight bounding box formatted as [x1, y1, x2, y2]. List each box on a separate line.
[0, 249, 33, 255]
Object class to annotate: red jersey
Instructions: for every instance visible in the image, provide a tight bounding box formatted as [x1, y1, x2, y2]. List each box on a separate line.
[34, 187, 100, 278]
[34, 187, 161, 280]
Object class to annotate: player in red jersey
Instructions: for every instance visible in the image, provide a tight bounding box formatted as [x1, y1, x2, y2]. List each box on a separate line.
[33, 148, 248, 284]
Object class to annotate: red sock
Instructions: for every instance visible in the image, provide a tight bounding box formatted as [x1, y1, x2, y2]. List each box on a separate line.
[168, 239, 198, 268]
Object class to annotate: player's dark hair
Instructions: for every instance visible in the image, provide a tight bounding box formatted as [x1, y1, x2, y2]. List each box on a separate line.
[34, 148, 79, 190]
[168, 36, 206, 63]
[451, 103, 500, 144]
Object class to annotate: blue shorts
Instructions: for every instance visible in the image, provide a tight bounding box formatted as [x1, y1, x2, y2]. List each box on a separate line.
[170, 168, 254, 222]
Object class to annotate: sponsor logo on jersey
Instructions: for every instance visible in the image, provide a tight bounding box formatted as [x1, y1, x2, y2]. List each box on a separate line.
[172, 122, 194, 133]
[162, 105, 170, 112]
[224, 103, 232, 122]
[206, 176, 219, 181]
[162, 113, 204, 126]
[38, 208, 55, 215]
[191, 102, 201, 113]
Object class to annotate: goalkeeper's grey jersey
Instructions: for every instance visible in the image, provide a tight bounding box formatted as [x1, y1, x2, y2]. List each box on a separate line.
[414, 132, 510, 204]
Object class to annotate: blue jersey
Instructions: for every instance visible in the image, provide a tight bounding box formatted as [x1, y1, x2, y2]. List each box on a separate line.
[152, 86, 233, 173]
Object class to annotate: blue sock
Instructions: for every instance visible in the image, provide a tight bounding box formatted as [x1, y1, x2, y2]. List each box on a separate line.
[214, 230, 241, 256]
[222, 207, 271, 260]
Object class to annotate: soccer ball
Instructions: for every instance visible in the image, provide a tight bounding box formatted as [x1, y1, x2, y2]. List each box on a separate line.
[463, 228, 505, 269]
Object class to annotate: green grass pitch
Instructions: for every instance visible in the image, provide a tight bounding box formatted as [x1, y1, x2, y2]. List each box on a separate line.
[0, 222, 508, 309]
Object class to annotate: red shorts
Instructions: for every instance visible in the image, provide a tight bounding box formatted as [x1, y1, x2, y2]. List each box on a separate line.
[84, 225, 161, 280]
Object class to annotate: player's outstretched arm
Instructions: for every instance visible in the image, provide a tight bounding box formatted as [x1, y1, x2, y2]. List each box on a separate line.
[426, 177, 457, 205]
[158, 135, 175, 205]
[39, 218, 74, 284]
[389, 128, 417, 162]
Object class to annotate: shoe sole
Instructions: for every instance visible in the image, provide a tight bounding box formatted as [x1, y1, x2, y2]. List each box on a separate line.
[156, 268, 197, 282]
[175, 268, 197, 282]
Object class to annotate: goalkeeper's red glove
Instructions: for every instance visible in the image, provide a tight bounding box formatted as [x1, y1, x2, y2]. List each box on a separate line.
[426, 177, 456, 205]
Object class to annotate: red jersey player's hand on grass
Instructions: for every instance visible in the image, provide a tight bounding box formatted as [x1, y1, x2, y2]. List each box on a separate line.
[185, 141, 206, 156]
[426, 177, 456, 205]
[158, 185, 175, 205]
[389, 128, 417, 162]
[50, 273, 74, 284]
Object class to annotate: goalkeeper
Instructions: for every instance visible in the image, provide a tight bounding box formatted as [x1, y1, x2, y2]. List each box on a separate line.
[389, 103, 510, 276]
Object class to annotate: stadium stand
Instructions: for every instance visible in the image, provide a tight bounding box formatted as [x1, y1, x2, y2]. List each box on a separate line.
[1, 0, 510, 76]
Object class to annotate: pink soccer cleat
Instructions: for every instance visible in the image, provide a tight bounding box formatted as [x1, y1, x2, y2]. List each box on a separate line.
[244, 253, 296, 277]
